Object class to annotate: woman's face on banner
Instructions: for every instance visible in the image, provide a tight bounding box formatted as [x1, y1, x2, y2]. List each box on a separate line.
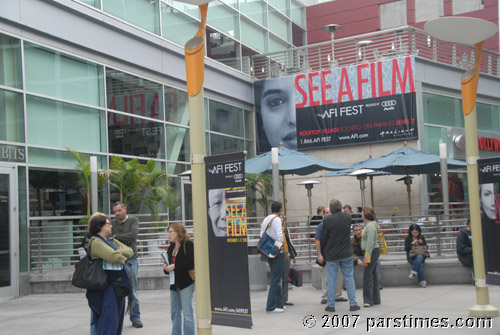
[260, 79, 297, 149]
[208, 188, 227, 237]
[480, 183, 496, 220]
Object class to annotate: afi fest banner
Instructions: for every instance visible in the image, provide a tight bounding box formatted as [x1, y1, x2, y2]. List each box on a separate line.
[478, 156, 500, 285]
[205, 152, 252, 328]
[255, 56, 417, 154]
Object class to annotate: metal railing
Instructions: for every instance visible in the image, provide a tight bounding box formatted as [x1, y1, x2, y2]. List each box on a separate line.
[251, 26, 500, 81]
[29, 207, 469, 271]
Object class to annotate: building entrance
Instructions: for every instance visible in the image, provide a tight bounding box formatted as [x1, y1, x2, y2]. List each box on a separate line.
[0, 165, 19, 299]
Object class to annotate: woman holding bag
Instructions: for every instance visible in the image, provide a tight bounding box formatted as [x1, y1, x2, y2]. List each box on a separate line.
[86, 213, 133, 335]
[163, 222, 195, 335]
[404, 224, 428, 288]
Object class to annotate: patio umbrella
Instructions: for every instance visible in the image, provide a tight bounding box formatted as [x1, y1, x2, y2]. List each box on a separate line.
[245, 146, 346, 215]
[356, 144, 466, 215]
[323, 166, 389, 207]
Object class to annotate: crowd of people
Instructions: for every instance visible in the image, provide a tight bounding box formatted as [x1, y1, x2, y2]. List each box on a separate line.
[80, 198, 474, 333]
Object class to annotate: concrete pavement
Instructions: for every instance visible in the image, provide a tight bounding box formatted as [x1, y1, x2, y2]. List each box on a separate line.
[1, 284, 499, 334]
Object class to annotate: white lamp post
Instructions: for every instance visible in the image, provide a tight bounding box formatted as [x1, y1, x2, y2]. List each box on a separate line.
[322, 24, 342, 66]
[425, 17, 499, 318]
[173, 0, 213, 333]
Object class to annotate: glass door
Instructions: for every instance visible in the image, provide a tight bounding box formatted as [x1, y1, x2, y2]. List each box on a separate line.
[180, 178, 193, 223]
[0, 166, 19, 299]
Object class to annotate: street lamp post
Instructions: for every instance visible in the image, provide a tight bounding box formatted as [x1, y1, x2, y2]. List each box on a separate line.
[175, 0, 213, 333]
[349, 168, 375, 208]
[322, 24, 342, 66]
[425, 17, 499, 317]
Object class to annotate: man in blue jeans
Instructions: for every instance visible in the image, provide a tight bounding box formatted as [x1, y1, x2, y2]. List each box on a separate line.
[320, 199, 360, 312]
[260, 201, 285, 313]
[111, 202, 143, 328]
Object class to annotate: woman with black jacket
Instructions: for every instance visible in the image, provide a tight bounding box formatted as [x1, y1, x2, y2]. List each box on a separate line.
[404, 224, 428, 288]
[163, 222, 195, 335]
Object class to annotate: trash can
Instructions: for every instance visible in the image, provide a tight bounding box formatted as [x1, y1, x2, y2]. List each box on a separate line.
[248, 239, 267, 291]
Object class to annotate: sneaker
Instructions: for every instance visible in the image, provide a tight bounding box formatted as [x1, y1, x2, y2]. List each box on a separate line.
[325, 306, 335, 312]
[364, 303, 372, 307]
[132, 321, 144, 328]
[320, 298, 327, 304]
[267, 308, 284, 313]
[349, 305, 361, 311]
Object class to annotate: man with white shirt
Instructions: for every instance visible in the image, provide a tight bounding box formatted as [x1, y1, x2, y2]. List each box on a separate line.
[260, 201, 285, 313]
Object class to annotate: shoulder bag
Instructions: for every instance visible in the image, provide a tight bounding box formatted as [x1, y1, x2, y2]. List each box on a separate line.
[71, 239, 107, 290]
[377, 224, 388, 254]
[409, 244, 430, 258]
[257, 217, 282, 258]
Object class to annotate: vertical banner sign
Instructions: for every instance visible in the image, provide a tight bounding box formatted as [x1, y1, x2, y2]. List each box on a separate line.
[478, 156, 500, 285]
[205, 152, 252, 328]
[255, 56, 417, 154]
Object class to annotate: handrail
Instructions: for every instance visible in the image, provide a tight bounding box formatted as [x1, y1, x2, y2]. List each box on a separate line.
[29, 206, 469, 271]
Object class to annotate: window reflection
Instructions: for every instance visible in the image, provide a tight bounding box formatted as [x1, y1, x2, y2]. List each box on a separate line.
[108, 112, 165, 158]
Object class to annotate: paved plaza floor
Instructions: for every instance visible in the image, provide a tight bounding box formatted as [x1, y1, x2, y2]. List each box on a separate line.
[1, 284, 499, 334]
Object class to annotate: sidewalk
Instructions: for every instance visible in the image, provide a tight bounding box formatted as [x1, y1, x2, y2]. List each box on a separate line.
[1, 284, 499, 334]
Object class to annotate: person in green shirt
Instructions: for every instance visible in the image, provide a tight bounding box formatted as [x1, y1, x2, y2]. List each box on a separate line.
[361, 206, 381, 308]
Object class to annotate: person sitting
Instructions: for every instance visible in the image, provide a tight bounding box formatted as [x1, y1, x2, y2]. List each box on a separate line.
[404, 224, 428, 288]
[351, 224, 365, 268]
[456, 220, 473, 281]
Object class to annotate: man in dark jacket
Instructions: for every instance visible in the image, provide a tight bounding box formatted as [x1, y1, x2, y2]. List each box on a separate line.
[457, 220, 473, 268]
[320, 199, 360, 313]
[111, 202, 143, 328]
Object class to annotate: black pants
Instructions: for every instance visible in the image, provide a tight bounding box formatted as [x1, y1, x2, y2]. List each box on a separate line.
[363, 248, 381, 305]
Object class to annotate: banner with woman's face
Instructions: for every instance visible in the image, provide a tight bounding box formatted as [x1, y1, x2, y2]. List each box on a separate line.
[254, 56, 418, 154]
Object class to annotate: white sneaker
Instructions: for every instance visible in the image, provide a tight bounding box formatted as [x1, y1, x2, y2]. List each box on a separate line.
[267, 308, 284, 313]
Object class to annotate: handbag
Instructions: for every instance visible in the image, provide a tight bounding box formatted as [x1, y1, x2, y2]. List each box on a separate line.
[377, 231, 388, 254]
[257, 217, 282, 258]
[409, 244, 430, 258]
[288, 268, 303, 287]
[71, 239, 107, 290]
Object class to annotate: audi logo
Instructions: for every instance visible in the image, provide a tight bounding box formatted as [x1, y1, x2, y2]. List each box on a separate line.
[234, 173, 243, 180]
[381, 100, 397, 107]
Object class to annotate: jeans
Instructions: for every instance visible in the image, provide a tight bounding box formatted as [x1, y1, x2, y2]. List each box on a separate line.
[170, 283, 195, 335]
[321, 265, 343, 299]
[266, 253, 285, 311]
[363, 248, 381, 305]
[282, 258, 290, 302]
[326, 256, 357, 307]
[127, 258, 141, 322]
[408, 255, 426, 284]
[95, 284, 125, 335]
[357, 256, 382, 284]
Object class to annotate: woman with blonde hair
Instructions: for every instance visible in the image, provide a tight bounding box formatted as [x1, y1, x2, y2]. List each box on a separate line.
[361, 206, 381, 307]
[163, 222, 195, 335]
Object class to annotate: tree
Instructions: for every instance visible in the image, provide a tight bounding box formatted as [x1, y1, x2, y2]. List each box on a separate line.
[106, 156, 145, 208]
[245, 173, 275, 216]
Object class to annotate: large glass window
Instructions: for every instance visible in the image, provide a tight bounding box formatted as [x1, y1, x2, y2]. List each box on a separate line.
[106, 68, 163, 120]
[103, 0, 160, 34]
[108, 111, 165, 158]
[161, 4, 199, 46]
[423, 92, 463, 127]
[0, 34, 22, 89]
[210, 133, 244, 155]
[290, 0, 305, 28]
[0, 89, 24, 143]
[240, 0, 266, 26]
[269, 35, 289, 53]
[241, 18, 266, 53]
[79, 0, 100, 8]
[29, 168, 86, 216]
[28, 148, 106, 169]
[269, 9, 289, 43]
[209, 100, 244, 137]
[477, 102, 500, 132]
[166, 0, 201, 19]
[207, 1, 239, 39]
[26, 96, 105, 152]
[423, 125, 448, 155]
[268, 0, 288, 15]
[244, 109, 253, 140]
[165, 87, 188, 125]
[207, 30, 241, 71]
[24, 42, 104, 107]
[166, 125, 190, 162]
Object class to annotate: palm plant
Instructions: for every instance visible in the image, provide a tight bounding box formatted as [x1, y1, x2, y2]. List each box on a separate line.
[106, 156, 146, 208]
[245, 173, 275, 216]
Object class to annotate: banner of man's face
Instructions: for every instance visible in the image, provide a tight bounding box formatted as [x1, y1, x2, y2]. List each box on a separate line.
[255, 56, 418, 154]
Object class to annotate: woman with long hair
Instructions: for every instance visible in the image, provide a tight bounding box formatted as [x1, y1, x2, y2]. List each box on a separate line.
[163, 222, 195, 335]
[404, 224, 428, 287]
[361, 206, 380, 307]
[86, 213, 133, 335]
